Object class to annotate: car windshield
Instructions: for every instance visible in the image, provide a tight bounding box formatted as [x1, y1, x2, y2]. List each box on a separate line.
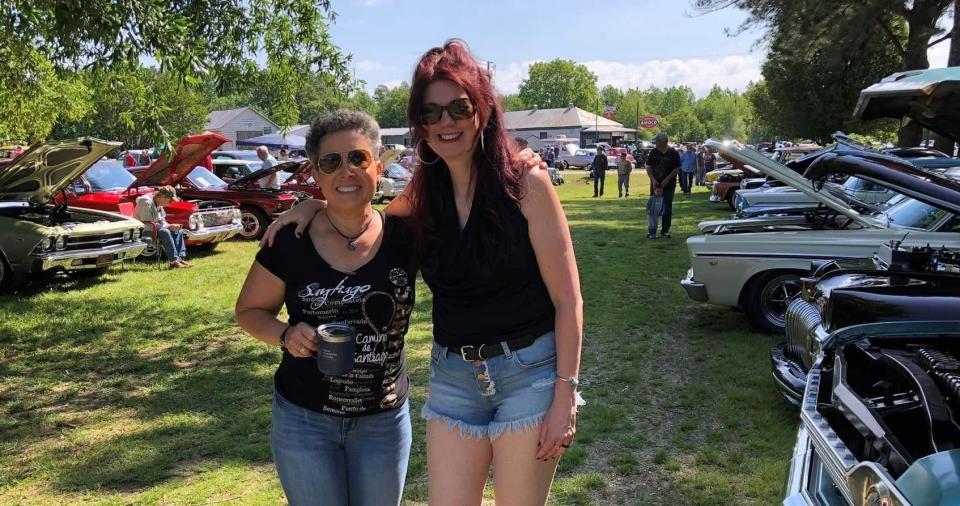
[385, 164, 412, 179]
[186, 167, 228, 189]
[85, 159, 136, 190]
[882, 198, 951, 230]
[214, 151, 261, 161]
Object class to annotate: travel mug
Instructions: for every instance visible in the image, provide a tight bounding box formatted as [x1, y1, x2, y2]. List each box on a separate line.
[315, 323, 356, 376]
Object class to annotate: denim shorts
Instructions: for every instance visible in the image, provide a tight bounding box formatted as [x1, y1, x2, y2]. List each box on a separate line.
[422, 331, 557, 440]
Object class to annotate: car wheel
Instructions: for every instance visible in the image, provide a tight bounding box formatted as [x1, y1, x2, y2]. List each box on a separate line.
[743, 271, 803, 334]
[239, 207, 269, 240]
[562, 161, 569, 170]
[726, 189, 738, 210]
[0, 253, 25, 292]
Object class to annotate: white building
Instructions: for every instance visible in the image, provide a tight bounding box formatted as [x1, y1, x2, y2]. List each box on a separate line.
[205, 107, 280, 150]
[504, 105, 637, 150]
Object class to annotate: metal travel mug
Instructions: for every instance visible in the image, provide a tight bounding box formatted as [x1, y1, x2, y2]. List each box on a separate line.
[315, 323, 356, 376]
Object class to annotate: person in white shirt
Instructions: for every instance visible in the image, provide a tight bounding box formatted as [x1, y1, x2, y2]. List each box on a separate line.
[134, 186, 191, 269]
[257, 145, 279, 189]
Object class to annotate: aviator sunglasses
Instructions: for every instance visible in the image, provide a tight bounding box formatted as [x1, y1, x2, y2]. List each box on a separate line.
[420, 98, 476, 125]
[313, 149, 374, 174]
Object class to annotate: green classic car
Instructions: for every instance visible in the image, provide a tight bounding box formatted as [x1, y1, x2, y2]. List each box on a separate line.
[0, 138, 147, 290]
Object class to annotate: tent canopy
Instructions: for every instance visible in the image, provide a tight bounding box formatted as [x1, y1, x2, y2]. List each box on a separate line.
[235, 132, 306, 149]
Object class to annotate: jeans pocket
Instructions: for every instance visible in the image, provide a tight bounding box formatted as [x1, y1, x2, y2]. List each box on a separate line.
[430, 343, 442, 365]
[510, 333, 557, 369]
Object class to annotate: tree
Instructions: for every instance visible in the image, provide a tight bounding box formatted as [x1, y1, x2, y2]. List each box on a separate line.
[500, 94, 526, 112]
[374, 83, 411, 128]
[693, 0, 954, 145]
[743, 81, 778, 142]
[599, 85, 624, 108]
[518, 60, 601, 112]
[1, 0, 351, 142]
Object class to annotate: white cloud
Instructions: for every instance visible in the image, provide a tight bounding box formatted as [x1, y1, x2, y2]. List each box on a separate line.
[355, 59, 381, 72]
[362, 0, 382, 6]
[493, 55, 763, 97]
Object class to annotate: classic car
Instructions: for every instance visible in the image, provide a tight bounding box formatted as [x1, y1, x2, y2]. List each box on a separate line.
[0, 139, 147, 290]
[682, 141, 960, 334]
[771, 243, 960, 505]
[708, 145, 821, 207]
[129, 132, 299, 240]
[557, 148, 596, 170]
[377, 163, 411, 203]
[211, 159, 263, 183]
[61, 158, 241, 251]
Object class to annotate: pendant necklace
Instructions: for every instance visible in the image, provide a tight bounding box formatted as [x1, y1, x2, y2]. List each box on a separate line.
[325, 211, 373, 251]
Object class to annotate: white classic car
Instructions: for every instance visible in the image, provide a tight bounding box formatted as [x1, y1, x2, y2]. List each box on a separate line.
[681, 141, 960, 333]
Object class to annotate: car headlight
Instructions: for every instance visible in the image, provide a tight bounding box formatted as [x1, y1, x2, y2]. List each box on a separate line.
[231, 209, 242, 222]
[735, 195, 747, 214]
[189, 214, 201, 230]
[123, 229, 132, 242]
[134, 228, 142, 240]
[739, 179, 749, 189]
[54, 235, 67, 251]
[42, 236, 55, 252]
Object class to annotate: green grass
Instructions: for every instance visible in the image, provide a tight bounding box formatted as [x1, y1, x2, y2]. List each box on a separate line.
[0, 172, 797, 505]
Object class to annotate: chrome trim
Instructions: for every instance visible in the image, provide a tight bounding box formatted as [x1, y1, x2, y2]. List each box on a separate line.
[183, 222, 243, 241]
[680, 269, 709, 302]
[800, 368, 859, 504]
[33, 241, 147, 271]
[782, 426, 812, 505]
[694, 252, 867, 260]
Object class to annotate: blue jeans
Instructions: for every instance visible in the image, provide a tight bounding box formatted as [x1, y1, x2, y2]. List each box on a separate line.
[617, 174, 630, 196]
[271, 393, 412, 506]
[157, 227, 186, 262]
[648, 185, 676, 236]
[422, 332, 557, 440]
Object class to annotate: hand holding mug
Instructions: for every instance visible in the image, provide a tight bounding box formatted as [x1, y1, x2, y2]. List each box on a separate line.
[285, 322, 319, 358]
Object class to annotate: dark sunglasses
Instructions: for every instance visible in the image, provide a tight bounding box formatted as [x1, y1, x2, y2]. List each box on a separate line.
[313, 149, 374, 174]
[420, 98, 476, 125]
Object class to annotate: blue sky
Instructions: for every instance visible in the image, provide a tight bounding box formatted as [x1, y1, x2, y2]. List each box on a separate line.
[327, 0, 952, 97]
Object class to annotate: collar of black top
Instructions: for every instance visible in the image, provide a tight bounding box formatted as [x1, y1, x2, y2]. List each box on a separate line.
[448, 334, 538, 361]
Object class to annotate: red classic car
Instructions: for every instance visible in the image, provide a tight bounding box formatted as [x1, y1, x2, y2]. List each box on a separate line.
[61, 158, 242, 249]
[129, 132, 300, 240]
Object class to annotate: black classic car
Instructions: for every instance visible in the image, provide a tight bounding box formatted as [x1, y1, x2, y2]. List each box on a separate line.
[771, 243, 960, 505]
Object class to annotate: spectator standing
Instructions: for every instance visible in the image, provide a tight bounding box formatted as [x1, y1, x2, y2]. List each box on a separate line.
[278, 147, 289, 161]
[616, 152, 632, 198]
[679, 144, 697, 194]
[645, 133, 681, 239]
[544, 146, 555, 167]
[591, 146, 608, 197]
[703, 147, 717, 175]
[257, 145, 279, 189]
[695, 146, 706, 186]
[134, 186, 191, 269]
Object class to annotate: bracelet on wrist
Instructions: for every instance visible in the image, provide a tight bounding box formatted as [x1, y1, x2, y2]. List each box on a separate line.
[278, 325, 291, 349]
[556, 375, 579, 388]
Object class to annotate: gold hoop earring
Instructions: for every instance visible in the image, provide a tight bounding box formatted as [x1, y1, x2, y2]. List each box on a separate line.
[416, 138, 440, 165]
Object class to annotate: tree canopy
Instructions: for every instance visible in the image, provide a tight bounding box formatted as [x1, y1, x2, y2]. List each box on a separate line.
[518, 60, 602, 111]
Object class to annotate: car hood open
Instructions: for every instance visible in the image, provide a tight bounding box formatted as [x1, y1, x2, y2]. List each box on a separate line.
[706, 139, 881, 228]
[854, 67, 960, 142]
[0, 138, 121, 205]
[129, 132, 229, 188]
[805, 153, 960, 215]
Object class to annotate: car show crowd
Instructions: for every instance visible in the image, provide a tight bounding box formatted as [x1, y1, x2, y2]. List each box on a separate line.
[3, 37, 960, 505]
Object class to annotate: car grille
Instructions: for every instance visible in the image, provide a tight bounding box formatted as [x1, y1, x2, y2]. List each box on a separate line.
[196, 209, 237, 227]
[66, 232, 126, 251]
[785, 298, 820, 343]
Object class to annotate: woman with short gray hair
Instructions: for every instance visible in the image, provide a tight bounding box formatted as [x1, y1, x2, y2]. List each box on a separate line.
[236, 109, 417, 505]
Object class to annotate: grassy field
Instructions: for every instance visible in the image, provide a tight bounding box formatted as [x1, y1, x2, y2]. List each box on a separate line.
[0, 172, 797, 505]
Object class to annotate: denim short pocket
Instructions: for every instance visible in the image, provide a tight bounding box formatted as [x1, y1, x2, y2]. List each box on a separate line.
[430, 343, 442, 365]
[510, 332, 556, 369]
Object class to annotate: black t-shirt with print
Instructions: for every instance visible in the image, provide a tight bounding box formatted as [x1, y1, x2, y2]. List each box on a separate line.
[645, 147, 681, 189]
[255, 216, 416, 417]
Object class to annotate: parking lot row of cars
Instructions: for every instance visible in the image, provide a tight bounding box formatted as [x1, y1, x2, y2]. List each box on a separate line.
[682, 67, 960, 505]
[0, 132, 409, 291]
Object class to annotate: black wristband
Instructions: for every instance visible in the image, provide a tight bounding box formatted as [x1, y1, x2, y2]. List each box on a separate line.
[278, 325, 291, 349]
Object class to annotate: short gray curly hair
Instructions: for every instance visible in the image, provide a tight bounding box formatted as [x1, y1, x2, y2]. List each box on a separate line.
[305, 109, 381, 165]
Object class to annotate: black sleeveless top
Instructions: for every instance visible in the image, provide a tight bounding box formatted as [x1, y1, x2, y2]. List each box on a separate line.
[420, 183, 555, 347]
[255, 216, 416, 417]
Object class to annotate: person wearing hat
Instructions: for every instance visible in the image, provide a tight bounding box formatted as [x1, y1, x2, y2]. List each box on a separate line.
[644, 133, 681, 239]
[134, 186, 191, 268]
[591, 145, 608, 197]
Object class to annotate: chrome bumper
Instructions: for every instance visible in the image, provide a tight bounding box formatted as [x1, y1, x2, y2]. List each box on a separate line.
[782, 426, 813, 505]
[708, 194, 721, 202]
[34, 241, 147, 271]
[184, 222, 243, 242]
[680, 269, 709, 302]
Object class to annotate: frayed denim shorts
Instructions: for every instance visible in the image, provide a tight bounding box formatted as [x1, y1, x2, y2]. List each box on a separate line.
[422, 331, 557, 440]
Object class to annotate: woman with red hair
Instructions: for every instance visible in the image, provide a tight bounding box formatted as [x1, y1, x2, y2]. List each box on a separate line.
[265, 39, 583, 505]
